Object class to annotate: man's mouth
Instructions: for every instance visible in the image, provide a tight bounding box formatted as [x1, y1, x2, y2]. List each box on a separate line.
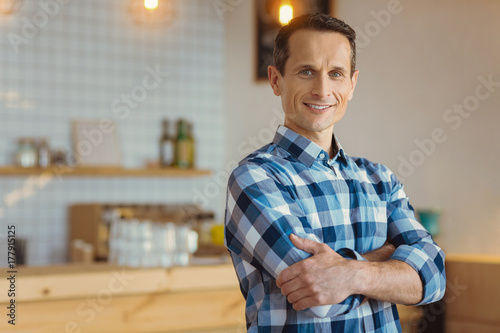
[304, 103, 332, 111]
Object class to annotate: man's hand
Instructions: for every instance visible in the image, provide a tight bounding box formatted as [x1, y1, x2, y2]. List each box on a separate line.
[276, 234, 360, 311]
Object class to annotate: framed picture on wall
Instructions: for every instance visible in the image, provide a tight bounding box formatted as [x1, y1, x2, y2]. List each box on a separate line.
[72, 120, 122, 167]
[255, 0, 335, 81]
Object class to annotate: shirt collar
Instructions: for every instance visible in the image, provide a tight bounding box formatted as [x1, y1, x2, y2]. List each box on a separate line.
[272, 125, 348, 167]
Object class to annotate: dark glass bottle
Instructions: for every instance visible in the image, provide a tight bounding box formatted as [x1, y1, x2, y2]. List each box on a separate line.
[175, 119, 190, 168]
[187, 122, 195, 168]
[159, 119, 174, 167]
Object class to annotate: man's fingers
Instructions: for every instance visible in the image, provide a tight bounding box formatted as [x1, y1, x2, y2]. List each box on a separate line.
[276, 265, 299, 288]
[279, 275, 304, 296]
[290, 295, 319, 312]
[289, 233, 323, 254]
[278, 234, 332, 287]
[286, 287, 309, 306]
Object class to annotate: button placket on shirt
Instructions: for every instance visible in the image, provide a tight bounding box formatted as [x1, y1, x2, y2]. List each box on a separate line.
[326, 158, 353, 233]
[317, 152, 336, 175]
[327, 158, 338, 176]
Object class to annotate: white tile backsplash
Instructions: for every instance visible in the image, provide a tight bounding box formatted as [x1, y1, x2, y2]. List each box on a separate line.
[0, 0, 226, 266]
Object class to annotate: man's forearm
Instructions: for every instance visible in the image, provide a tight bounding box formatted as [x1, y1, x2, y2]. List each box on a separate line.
[357, 242, 423, 305]
[351, 259, 423, 305]
[362, 242, 396, 262]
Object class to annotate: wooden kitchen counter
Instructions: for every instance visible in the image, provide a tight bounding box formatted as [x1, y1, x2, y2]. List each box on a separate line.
[0, 261, 426, 333]
[0, 262, 246, 333]
[444, 253, 500, 333]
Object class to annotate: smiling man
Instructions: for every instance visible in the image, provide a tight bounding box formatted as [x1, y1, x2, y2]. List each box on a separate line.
[225, 13, 445, 332]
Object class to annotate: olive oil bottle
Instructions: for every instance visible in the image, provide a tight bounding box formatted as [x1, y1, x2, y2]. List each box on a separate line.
[187, 121, 195, 168]
[175, 119, 190, 168]
[159, 119, 174, 167]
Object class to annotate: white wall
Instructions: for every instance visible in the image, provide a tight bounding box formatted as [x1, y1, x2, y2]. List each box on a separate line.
[0, 0, 226, 265]
[225, 0, 500, 255]
[224, 1, 283, 166]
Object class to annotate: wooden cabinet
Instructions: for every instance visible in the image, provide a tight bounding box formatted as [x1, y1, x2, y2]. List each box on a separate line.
[444, 254, 500, 333]
[0, 263, 246, 333]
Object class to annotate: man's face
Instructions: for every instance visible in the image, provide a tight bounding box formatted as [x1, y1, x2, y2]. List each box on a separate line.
[269, 29, 359, 139]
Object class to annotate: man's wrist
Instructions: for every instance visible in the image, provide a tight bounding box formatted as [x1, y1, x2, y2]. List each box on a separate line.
[348, 259, 374, 296]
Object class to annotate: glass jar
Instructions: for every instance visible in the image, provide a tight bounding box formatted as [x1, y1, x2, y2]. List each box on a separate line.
[37, 138, 50, 168]
[15, 138, 38, 168]
[195, 212, 215, 246]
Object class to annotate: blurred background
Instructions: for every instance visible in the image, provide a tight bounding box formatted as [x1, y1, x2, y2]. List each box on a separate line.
[0, 0, 499, 332]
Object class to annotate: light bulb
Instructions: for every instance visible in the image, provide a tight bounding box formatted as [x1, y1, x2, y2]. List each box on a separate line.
[144, 0, 158, 10]
[279, 4, 293, 25]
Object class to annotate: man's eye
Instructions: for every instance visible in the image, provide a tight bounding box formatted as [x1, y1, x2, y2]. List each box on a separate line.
[300, 70, 313, 76]
[330, 72, 341, 77]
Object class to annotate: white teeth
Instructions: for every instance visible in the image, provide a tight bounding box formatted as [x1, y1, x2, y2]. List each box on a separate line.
[306, 103, 329, 110]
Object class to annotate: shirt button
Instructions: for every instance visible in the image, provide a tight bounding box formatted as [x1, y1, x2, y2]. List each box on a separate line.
[319, 153, 325, 159]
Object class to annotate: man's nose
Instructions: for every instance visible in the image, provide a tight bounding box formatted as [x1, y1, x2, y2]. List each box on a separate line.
[311, 74, 331, 98]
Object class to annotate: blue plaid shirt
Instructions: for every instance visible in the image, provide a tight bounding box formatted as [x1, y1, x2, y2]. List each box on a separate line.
[225, 126, 446, 332]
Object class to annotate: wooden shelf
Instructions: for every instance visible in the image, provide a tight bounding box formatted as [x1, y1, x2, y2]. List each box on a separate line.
[0, 165, 211, 177]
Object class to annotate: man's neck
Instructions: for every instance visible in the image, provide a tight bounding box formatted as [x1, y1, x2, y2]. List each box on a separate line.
[312, 132, 335, 157]
[284, 123, 335, 157]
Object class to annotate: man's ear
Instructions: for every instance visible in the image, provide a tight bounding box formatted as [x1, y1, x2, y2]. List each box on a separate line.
[348, 70, 359, 101]
[268, 65, 282, 97]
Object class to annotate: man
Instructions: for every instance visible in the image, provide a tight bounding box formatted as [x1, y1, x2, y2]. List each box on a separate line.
[225, 13, 445, 332]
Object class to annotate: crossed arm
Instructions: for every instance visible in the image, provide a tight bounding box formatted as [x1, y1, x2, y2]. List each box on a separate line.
[226, 163, 446, 317]
[276, 235, 423, 311]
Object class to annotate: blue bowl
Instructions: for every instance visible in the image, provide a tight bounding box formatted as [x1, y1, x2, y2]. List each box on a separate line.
[417, 209, 441, 237]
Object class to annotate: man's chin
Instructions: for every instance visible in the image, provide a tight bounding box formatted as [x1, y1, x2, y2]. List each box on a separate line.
[297, 124, 335, 136]
[284, 116, 335, 134]
[303, 120, 335, 133]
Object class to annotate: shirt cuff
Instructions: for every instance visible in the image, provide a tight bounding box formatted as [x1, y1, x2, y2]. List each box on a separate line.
[303, 294, 366, 318]
[337, 248, 368, 262]
[389, 244, 446, 305]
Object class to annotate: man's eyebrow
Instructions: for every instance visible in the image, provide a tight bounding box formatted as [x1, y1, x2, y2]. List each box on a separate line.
[292, 64, 315, 70]
[291, 64, 348, 72]
[330, 66, 347, 72]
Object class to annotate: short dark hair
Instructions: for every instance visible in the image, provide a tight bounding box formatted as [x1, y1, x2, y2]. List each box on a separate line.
[273, 13, 356, 77]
